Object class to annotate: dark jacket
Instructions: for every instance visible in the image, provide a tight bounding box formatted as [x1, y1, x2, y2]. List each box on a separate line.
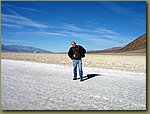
[68, 45, 86, 60]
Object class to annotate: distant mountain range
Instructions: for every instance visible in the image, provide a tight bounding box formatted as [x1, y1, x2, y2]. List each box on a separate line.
[1, 44, 52, 53]
[87, 46, 123, 53]
[1, 34, 146, 54]
[88, 34, 146, 54]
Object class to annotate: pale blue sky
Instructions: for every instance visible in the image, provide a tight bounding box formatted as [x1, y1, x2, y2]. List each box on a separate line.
[2, 1, 146, 52]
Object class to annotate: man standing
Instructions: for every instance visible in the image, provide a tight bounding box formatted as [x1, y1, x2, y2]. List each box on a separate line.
[68, 41, 86, 81]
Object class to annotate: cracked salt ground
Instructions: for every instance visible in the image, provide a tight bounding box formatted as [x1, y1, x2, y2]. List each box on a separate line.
[1, 59, 146, 110]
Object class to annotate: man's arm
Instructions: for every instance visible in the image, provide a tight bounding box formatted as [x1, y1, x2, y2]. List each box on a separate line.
[68, 47, 73, 59]
[81, 46, 86, 54]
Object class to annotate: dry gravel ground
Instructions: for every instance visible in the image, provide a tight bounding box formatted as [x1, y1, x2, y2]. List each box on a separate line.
[1, 52, 146, 73]
[1, 59, 146, 110]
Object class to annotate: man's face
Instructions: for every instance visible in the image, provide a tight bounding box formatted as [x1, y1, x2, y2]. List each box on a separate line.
[71, 42, 76, 47]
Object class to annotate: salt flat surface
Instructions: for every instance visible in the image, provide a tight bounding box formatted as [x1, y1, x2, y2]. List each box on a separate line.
[1, 59, 146, 110]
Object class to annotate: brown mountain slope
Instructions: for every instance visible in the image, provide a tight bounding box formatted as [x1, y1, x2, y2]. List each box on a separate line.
[87, 34, 146, 54]
[87, 46, 123, 53]
[118, 34, 146, 53]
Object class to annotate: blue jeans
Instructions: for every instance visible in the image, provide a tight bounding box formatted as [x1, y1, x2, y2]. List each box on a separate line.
[72, 60, 83, 79]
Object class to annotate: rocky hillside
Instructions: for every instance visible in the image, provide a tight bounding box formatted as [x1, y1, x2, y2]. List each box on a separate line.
[118, 34, 146, 53]
[87, 34, 146, 54]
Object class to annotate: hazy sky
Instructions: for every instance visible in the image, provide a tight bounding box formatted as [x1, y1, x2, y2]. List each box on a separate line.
[2, 1, 146, 52]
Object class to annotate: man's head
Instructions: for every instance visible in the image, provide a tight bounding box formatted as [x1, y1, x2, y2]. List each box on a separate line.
[71, 41, 76, 47]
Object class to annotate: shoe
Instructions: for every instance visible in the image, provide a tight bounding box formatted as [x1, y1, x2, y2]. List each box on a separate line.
[73, 78, 77, 80]
[80, 78, 84, 82]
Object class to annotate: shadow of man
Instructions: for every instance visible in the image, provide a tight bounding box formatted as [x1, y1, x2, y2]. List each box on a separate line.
[77, 74, 102, 81]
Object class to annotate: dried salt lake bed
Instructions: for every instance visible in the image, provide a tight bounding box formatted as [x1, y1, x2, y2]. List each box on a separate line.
[1, 59, 146, 110]
[2, 53, 146, 73]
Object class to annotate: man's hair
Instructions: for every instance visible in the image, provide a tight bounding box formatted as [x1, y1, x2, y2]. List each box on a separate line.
[71, 41, 76, 44]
